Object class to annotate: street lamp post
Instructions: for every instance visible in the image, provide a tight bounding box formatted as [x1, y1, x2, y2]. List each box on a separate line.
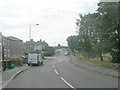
[29, 24, 39, 41]
[29, 25, 31, 41]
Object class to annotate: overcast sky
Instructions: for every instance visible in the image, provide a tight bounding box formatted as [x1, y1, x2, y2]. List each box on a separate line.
[0, 0, 100, 46]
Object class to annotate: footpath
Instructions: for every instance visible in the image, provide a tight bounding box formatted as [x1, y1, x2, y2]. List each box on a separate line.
[0, 71, 1, 90]
[1, 64, 30, 88]
[70, 55, 119, 78]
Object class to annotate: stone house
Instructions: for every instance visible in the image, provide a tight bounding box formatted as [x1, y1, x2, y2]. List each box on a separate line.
[2, 36, 24, 59]
[23, 39, 35, 54]
[23, 39, 48, 54]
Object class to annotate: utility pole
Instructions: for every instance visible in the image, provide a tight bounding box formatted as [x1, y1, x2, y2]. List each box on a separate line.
[1, 35, 5, 70]
[2, 45, 5, 70]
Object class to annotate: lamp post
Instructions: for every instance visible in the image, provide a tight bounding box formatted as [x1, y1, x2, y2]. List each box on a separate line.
[29, 24, 39, 41]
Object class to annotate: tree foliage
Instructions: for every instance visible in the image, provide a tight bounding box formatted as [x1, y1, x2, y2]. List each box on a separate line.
[44, 47, 55, 56]
[67, 2, 119, 63]
[67, 35, 79, 52]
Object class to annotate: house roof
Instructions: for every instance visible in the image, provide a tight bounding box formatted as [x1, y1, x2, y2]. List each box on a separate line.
[7, 36, 22, 41]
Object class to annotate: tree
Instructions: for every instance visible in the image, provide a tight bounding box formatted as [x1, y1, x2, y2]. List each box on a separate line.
[44, 47, 55, 56]
[97, 2, 119, 63]
[75, 2, 119, 62]
[67, 2, 119, 63]
[76, 13, 104, 60]
[67, 35, 79, 52]
[58, 43, 61, 47]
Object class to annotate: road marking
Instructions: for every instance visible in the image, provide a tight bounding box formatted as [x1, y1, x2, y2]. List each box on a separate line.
[52, 65, 76, 90]
[61, 77, 76, 89]
[54, 69, 59, 75]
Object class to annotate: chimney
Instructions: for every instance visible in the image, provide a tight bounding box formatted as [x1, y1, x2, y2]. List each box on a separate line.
[31, 39, 33, 41]
[40, 39, 42, 42]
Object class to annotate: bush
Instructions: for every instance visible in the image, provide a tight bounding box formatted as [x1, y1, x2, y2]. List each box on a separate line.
[11, 57, 23, 66]
[44, 47, 55, 56]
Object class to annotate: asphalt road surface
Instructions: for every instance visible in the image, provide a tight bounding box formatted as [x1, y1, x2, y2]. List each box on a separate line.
[5, 49, 118, 88]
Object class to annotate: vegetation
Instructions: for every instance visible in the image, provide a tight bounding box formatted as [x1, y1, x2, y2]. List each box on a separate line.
[77, 53, 119, 70]
[44, 47, 55, 56]
[67, 36, 79, 52]
[67, 2, 120, 64]
[11, 57, 23, 66]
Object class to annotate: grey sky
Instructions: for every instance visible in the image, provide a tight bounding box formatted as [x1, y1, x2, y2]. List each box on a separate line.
[0, 0, 100, 46]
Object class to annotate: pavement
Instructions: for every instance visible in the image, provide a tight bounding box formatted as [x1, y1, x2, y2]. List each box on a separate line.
[69, 55, 119, 78]
[1, 64, 30, 89]
[0, 71, 2, 90]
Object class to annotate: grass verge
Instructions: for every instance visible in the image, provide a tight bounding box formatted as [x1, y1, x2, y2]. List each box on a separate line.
[77, 53, 119, 70]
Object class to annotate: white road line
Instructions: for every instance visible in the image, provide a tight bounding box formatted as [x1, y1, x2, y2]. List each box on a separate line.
[52, 65, 76, 90]
[61, 77, 75, 89]
[54, 69, 59, 75]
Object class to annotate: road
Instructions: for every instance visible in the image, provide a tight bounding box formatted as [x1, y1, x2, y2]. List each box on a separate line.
[5, 49, 118, 88]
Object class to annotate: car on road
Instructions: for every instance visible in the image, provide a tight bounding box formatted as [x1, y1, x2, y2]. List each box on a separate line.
[64, 52, 69, 56]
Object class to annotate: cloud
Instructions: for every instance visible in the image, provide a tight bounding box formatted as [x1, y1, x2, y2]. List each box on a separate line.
[0, 0, 100, 46]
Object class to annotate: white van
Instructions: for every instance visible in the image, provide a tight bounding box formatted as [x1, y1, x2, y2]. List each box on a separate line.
[28, 53, 43, 66]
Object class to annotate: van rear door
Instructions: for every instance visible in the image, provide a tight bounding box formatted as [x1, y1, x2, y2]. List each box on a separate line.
[28, 54, 37, 64]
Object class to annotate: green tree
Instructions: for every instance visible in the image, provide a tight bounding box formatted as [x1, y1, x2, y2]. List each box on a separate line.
[67, 35, 79, 52]
[58, 43, 61, 47]
[76, 2, 119, 62]
[76, 13, 104, 60]
[97, 2, 119, 63]
[68, 2, 119, 63]
[44, 47, 55, 56]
